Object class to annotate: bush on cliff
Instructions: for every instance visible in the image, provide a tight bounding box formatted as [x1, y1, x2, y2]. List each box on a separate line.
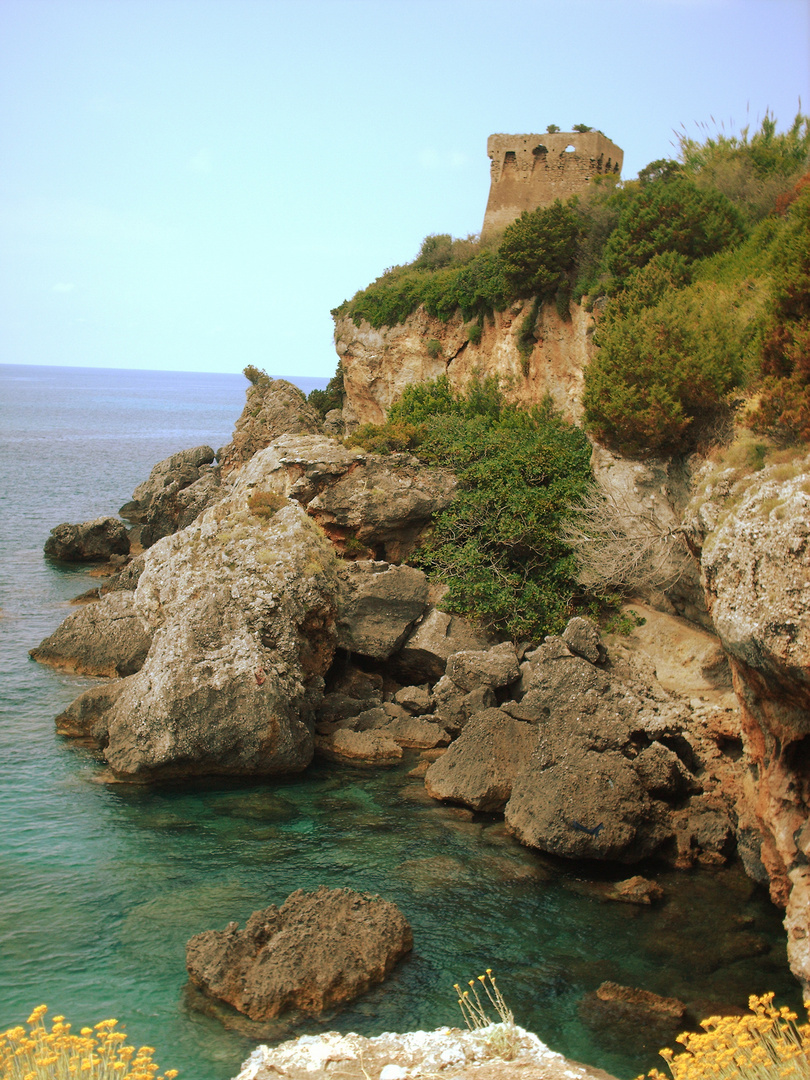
[348, 377, 592, 641]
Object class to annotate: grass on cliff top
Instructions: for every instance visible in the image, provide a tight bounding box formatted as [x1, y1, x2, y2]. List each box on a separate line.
[347, 376, 595, 642]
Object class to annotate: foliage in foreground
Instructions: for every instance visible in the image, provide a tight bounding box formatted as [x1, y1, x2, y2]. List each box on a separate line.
[347, 377, 593, 641]
[0, 1005, 178, 1080]
[642, 993, 810, 1080]
[453, 970, 521, 1061]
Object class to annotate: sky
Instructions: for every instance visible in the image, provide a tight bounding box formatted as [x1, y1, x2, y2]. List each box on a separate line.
[1, 0, 809, 379]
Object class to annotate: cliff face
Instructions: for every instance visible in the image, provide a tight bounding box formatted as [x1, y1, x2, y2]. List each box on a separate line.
[334, 299, 595, 428]
[688, 457, 810, 992]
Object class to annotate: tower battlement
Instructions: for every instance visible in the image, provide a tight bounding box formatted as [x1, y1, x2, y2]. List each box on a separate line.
[481, 130, 623, 240]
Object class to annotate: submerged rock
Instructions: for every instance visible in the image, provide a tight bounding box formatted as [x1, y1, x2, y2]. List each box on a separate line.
[186, 886, 413, 1022]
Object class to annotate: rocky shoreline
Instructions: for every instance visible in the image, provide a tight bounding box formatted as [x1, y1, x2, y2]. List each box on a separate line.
[32, 371, 810, 1055]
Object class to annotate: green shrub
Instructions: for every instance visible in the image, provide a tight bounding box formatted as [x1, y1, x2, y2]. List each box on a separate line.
[583, 257, 749, 456]
[243, 364, 271, 387]
[426, 338, 443, 359]
[354, 377, 592, 641]
[499, 200, 580, 299]
[747, 187, 810, 443]
[466, 319, 483, 345]
[248, 490, 288, 518]
[600, 175, 746, 293]
[308, 362, 345, 418]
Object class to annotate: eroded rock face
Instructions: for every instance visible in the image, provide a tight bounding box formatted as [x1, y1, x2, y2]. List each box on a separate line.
[334, 300, 594, 430]
[44, 516, 130, 562]
[218, 379, 323, 474]
[29, 591, 151, 677]
[232, 1025, 618, 1080]
[57, 468, 341, 782]
[692, 455, 810, 990]
[235, 435, 456, 563]
[336, 561, 429, 659]
[186, 886, 413, 1022]
[119, 445, 220, 548]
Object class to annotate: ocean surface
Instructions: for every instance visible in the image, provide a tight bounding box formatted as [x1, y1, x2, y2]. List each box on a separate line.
[0, 363, 800, 1080]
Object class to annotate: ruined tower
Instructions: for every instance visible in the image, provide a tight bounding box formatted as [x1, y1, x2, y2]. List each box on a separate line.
[481, 130, 623, 241]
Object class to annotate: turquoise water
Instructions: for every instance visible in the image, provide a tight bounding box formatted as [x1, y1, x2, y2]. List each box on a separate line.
[0, 364, 799, 1080]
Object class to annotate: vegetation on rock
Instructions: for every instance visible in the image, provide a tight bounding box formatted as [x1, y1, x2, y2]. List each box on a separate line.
[347, 376, 593, 641]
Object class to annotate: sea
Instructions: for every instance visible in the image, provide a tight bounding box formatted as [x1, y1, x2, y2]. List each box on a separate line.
[0, 363, 800, 1080]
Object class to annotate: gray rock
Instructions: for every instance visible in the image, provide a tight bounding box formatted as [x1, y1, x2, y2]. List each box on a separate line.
[336, 561, 428, 660]
[562, 617, 603, 663]
[505, 743, 669, 863]
[445, 642, 520, 693]
[315, 729, 403, 766]
[634, 742, 693, 800]
[390, 607, 493, 684]
[44, 516, 130, 562]
[393, 686, 433, 715]
[218, 381, 322, 474]
[30, 591, 151, 677]
[54, 678, 130, 745]
[57, 474, 342, 782]
[425, 709, 538, 812]
[186, 886, 413, 1022]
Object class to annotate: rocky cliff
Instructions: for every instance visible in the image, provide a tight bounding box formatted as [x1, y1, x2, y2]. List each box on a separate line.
[334, 299, 595, 428]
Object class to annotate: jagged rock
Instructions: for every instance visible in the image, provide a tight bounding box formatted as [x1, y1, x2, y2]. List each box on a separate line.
[44, 516, 130, 562]
[580, 982, 686, 1051]
[29, 591, 151, 677]
[328, 661, 385, 701]
[186, 887, 413, 1022]
[505, 743, 670, 863]
[315, 729, 402, 765]
[336, 561, 428, 659]
[119, 446, 220, 548]
[670, 798, 734, 866]
[232, 1024, 619, 1080]
[562, 617, 603, 663]
[218, 380, 322, 474]
[384, 715, 451, 749]
[54, 679, 129, 744]
[393, 686, 433, 715]
[425, 709, 538, 812]
[445, 642, 520, 693]
[393, 608, 494, 683]
[604, 876, 665, 905]
[334, 706, 390, 733]
[634, 742, 694, 800]
[55, 468, 341, 782]
[234, 434, 455, 563]
[691, 455, 810, 989]
[101, 553, 146, 593]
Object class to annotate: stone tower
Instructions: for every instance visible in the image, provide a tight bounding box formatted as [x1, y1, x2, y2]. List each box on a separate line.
[481, 130, 623, 241]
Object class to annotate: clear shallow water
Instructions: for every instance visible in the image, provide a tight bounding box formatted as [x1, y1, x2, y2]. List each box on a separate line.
[0, 364, 799, 1080]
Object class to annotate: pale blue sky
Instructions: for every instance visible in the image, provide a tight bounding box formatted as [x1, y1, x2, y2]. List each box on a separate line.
[2, 0, 808, 378]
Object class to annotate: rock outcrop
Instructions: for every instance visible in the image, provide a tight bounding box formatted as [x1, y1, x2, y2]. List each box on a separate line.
[232, 1025, 618, 1080]
[186, 886, 412, 1022]
[218, 378, 322, 474]
[334, 300, 594, 430]
[44, 516, 130, 562]
[29, 590, 151, 677]
[689, 454, 810, 991]
[56, 474, 340, 782]
[119, 445, 221, 548]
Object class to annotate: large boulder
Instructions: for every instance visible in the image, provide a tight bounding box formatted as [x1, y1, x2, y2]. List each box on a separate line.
[425, 709, 538, 811]
[119, 445, 220, 548]
[336, 561, 429, 659]
[44, 516, 130, 562]
[29, 591, 151, 677]
[392, 608, 494, 683]
[218, 380, 322, 474]
[186, 886, 413, 1022]
[235, 434, 456, 563]
[55, 467, 341, 782]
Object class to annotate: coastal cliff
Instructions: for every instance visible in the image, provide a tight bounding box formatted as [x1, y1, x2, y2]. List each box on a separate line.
[334, 298, 594, 429]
